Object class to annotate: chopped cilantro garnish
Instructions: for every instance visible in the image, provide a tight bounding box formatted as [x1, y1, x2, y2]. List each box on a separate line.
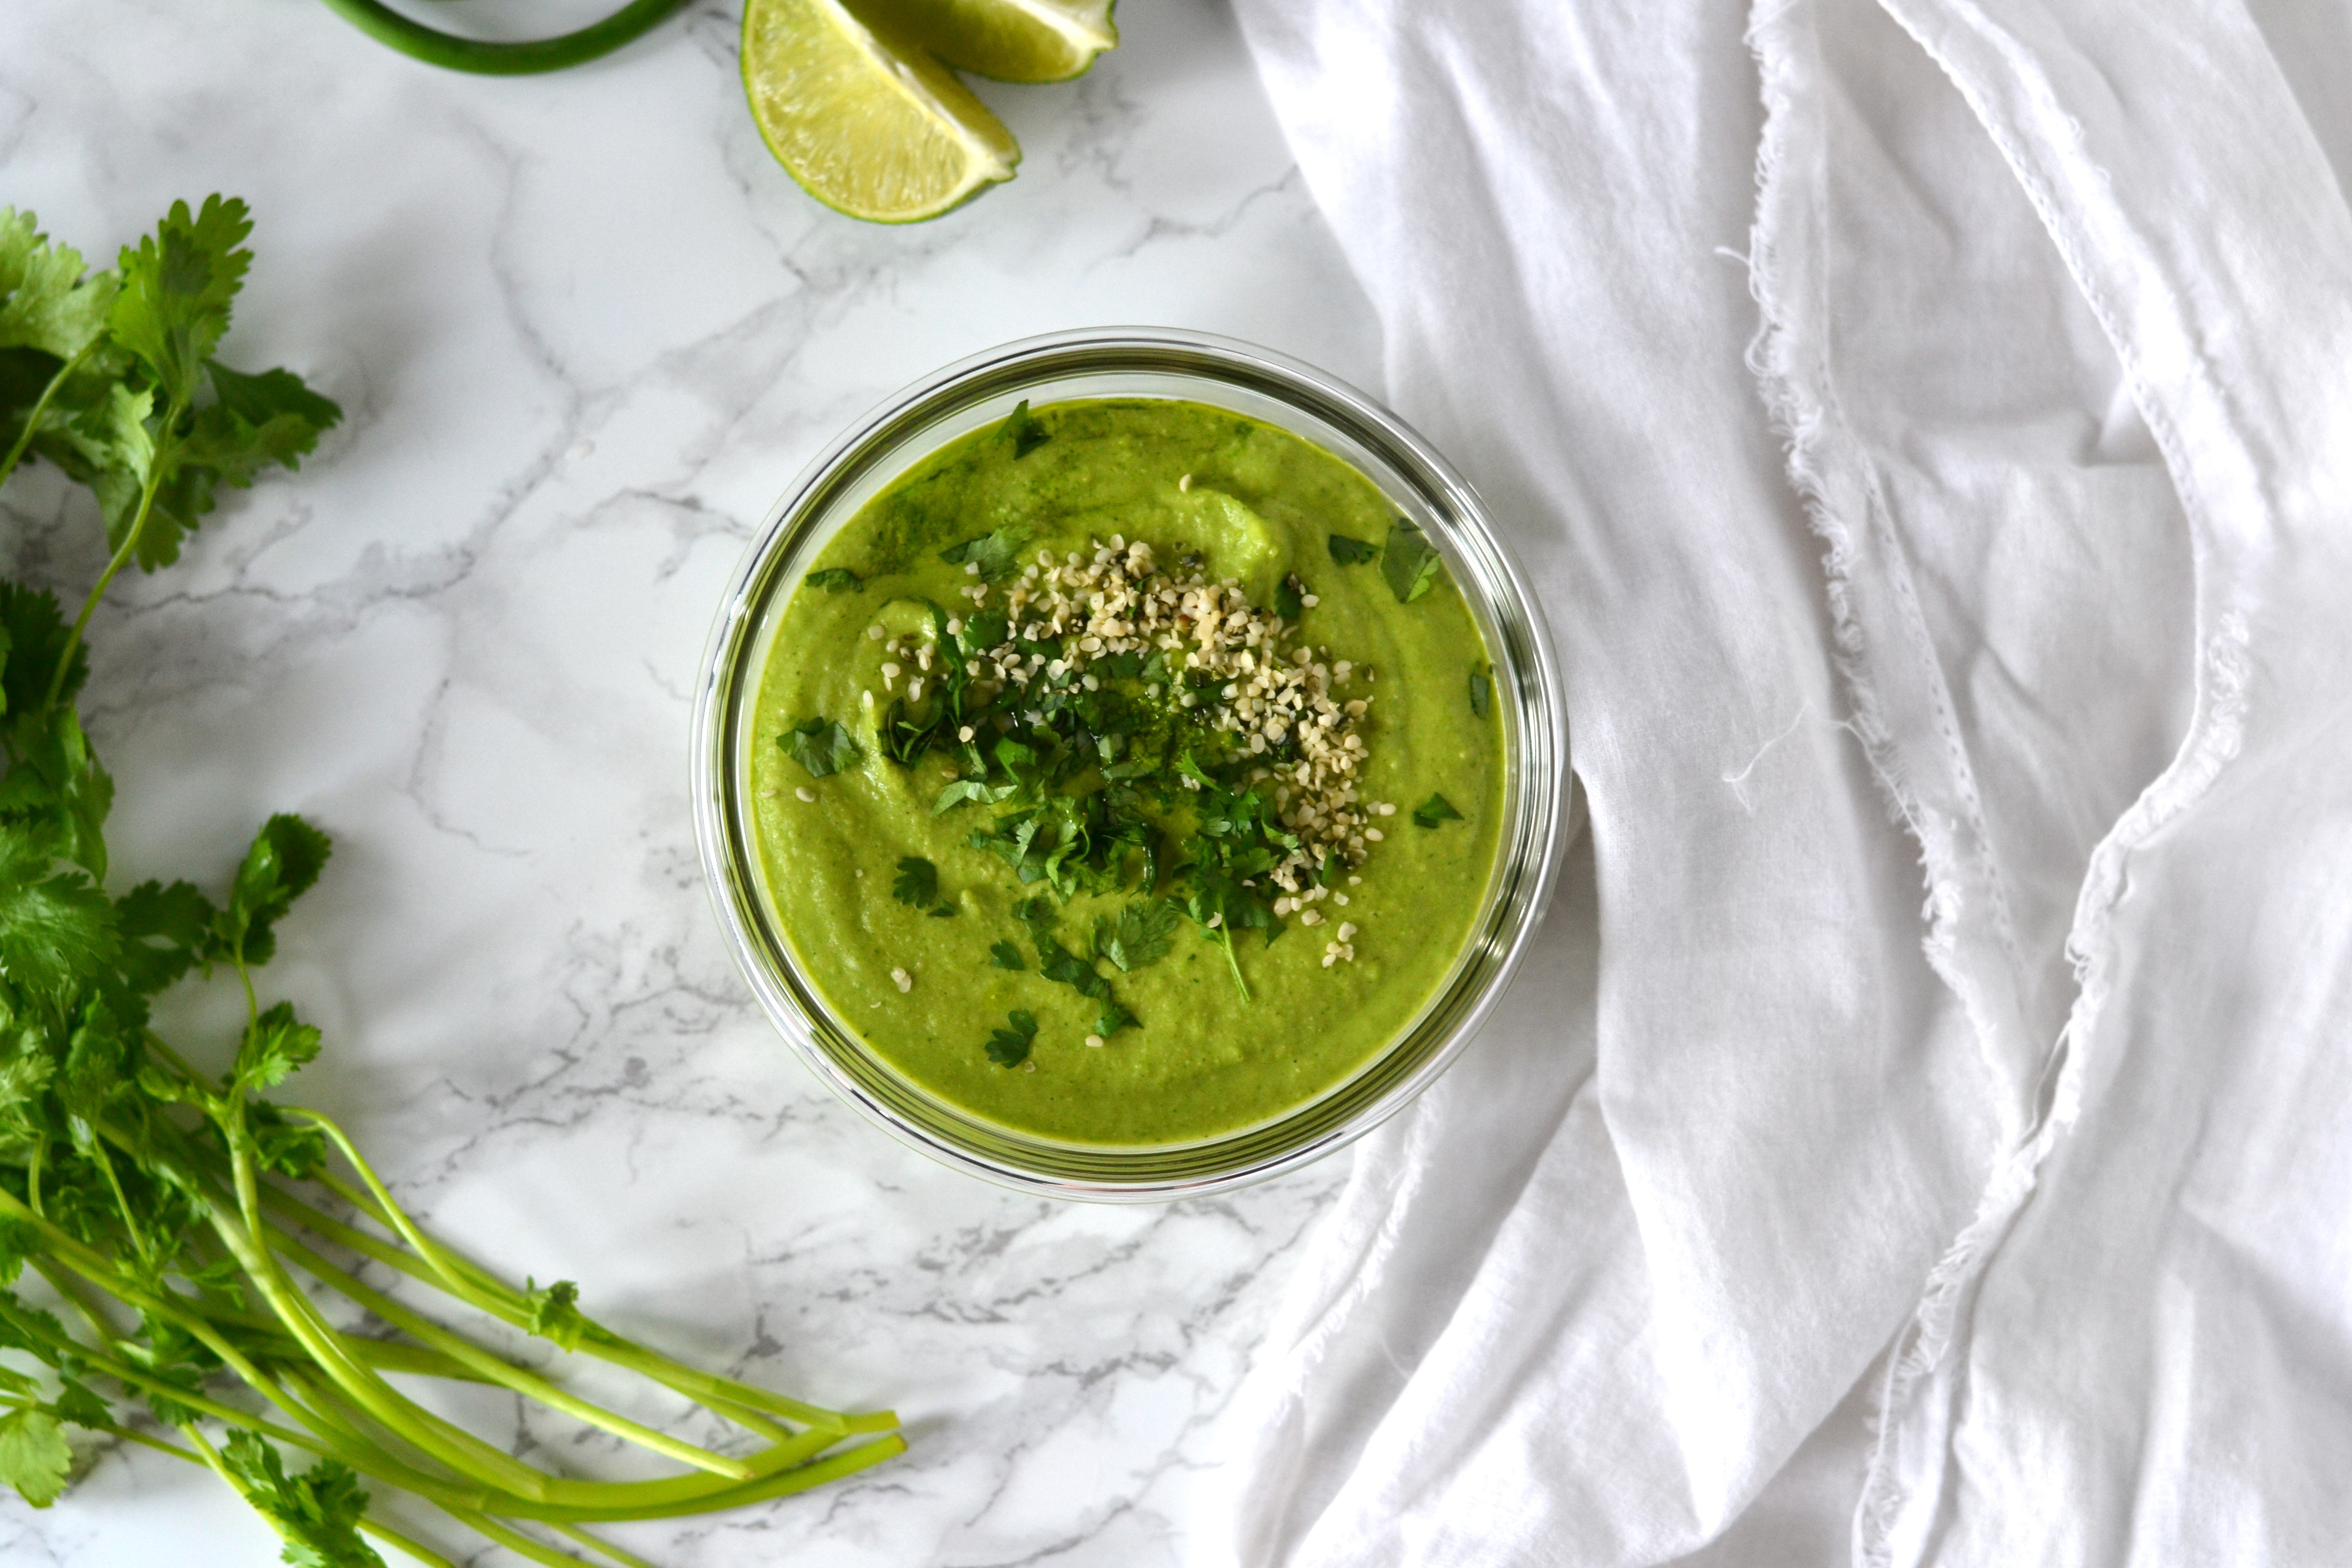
[1094, 899, 1178, 973]
[785, 717, 861, 778]
[891, 856, 940, 907]
[1037, 938, 1139, 1035]
[959, 609, 1010, 653]
[1275, 573, 1305, 621]
[1468, 662, 1492, 719]
[1412, 792, 1465, 828]
[1381, 518, 1444, 603]
[803, 567, 862, 593]
[938, 529, 1025, 583]
[1013, 895, 1057, 944]
[989, 940, 1025, 970]
[1001, 398, 1050, 459]
[1037, 939, 1098, 992]
[985, 1009, 1039, 1066]
[1326, 532, 1379, 566]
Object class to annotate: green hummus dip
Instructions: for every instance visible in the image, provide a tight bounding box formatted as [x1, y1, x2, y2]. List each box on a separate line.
[749, 398, 1502, 1146]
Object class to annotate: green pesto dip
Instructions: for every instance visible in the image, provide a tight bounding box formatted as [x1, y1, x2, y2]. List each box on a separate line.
[749, 399, 1502, 1146]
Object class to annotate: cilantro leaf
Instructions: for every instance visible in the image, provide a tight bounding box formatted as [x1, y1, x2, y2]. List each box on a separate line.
[246, 1100, 327, 1181]
[0, 1219, 36, 1286]
[1380, 518, 1444, 603]
[1013, 895, 1057, 945]
[958, 609, 1009, 654]
[52, 1378, 111, 1431]
[14, 198, 340, 576]
[1000, 398, 1050, 459]
[988, 940, 1024, 970]
[0, 1406, 72, 1508]
[523, 1278, 586, 1352]
[784, 717, 861, 779]
[139, 1364, 208, 1430]
[1412, 792, 1465, 828]
[42, 381, 157, 550]
[1037, 940, 1099, 994]
[0, 208, 117, 363]
[222, 813, 331, 967]
[220, 1430, 386, 1568]
[0, 822, 121, 1004]
[1326, 533, 1379, 566]
[891, 856, 939, 908]
[109, 195, 253, 405]
[1095, 899, 1178, 973]
[932, 778, 999, 815]
[1468, 662, 1492, 720]
[235, 1000, 322, 1092]
[803, 568, 862, 593]
[938, 529, 1025, 584]
[1275, 573, 1305, 622]
[133, 361, 340, 569]
[0, 582, 86, 718]
[115, 878, 218, 995]
[59, 997, 140, 1128]
[930, 900, 957, 918]
[984, 1009, 1037, 1067]
[1037, 938, 1136, 1031]
[0, 699, 114, 880]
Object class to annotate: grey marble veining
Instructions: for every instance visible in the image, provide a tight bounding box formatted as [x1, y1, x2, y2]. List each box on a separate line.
[0, 2, 1377, 1561]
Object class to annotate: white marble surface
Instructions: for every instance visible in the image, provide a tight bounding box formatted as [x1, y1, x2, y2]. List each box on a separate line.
[0, 2, 1380, 1562]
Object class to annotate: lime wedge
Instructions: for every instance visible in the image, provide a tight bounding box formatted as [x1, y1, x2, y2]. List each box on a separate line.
[742, 0, 1020, 223]
[852, 0, 1117, 82]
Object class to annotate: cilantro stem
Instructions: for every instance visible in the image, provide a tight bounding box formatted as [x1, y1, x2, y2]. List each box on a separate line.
[291, 1105, 514, 1307]
[445, 1510, 593, 1568]
[264, 1169, 877, 1434]
[31, 1257, 121, 1346]
[1219, 929, 1251, 1000]
[0, 340, 93, 491]
[359, 1519, 461, 1568]
[254, 1219, 765, 1483]
[206, 1137, 565, 1502]
[0, 1188, 442, 1475]
[474, 1433, 911, 1525]
[67, 1415, 203, 1468]
[552, 1521, 666, 1568]
[82, 1135, 153, 1264]
[44, 389, 186, 716]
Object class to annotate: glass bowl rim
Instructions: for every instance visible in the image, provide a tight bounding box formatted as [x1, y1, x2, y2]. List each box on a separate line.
[691, 326, 1572, 1201]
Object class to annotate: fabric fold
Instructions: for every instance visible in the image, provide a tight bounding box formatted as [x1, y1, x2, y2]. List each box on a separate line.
[1202, 1, 2352, 1563]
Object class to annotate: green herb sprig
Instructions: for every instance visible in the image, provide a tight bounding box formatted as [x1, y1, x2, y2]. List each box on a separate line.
[0, 198, 903, 1568]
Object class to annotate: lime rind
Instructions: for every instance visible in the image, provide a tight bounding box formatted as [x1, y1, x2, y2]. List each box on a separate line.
[850, 0, 1117, 83]
[742, 0, 1021, 224]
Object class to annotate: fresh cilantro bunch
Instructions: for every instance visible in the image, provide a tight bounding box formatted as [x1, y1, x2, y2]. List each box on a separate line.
[0, 198, 902, 1567]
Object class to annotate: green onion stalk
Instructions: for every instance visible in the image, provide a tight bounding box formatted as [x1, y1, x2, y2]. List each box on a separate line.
[315, 0, 693, 76]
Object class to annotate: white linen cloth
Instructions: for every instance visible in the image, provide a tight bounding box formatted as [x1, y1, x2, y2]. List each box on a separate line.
[1195, 2, 2352, 1564]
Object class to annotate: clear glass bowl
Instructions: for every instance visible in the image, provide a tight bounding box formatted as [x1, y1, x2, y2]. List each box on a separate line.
[692, 328, 1573, 1200]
